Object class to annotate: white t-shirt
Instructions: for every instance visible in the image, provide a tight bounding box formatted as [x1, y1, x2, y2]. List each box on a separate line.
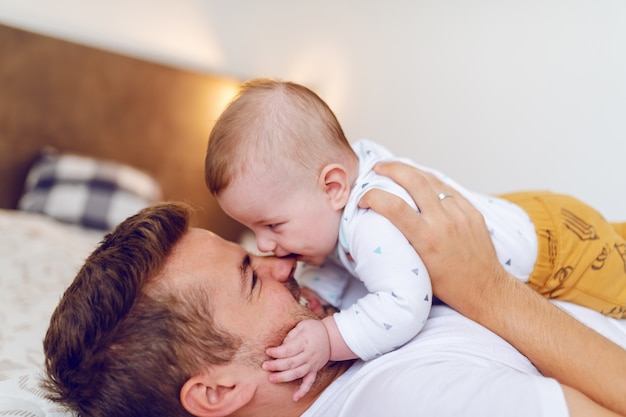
[302, 297, 626, 417]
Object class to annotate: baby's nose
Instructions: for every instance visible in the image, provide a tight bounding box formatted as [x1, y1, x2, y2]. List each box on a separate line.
[256, 234, 276, 253]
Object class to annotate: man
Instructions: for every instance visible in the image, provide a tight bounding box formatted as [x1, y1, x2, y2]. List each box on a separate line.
[43, 164, 626, 416]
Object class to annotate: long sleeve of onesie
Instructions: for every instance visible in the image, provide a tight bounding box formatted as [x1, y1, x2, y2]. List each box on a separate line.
[334, 206, 433, 361]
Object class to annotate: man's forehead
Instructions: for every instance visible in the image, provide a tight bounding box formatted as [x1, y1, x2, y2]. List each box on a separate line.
[183, 227, 223, 245]
[166, 228, 231, 272]
[158, 228, 250, 301]
[189, 227, 218, 237]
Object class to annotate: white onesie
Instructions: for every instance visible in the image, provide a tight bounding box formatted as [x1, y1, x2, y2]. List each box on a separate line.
[297, 139, 538, 361]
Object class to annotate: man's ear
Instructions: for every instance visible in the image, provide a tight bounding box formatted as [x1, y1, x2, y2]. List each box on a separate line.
[180, 371, 256, 417]
[319, 163, 351, 211]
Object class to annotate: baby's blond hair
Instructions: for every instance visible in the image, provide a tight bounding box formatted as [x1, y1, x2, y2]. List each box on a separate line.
[205, 78, 356, 195]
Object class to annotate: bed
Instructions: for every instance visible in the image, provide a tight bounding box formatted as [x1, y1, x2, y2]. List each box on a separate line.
[0, 23, 245, 415]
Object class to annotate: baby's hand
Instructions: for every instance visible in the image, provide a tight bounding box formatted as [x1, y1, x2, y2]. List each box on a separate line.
[263, 319, 331, 401]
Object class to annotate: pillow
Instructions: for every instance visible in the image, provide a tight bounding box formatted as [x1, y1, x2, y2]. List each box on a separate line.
[18, 148, 162, 231]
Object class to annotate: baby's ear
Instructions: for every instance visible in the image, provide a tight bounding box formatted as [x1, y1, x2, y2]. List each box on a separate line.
[319, 163, 351, 210]
[180, 370, 256, 417]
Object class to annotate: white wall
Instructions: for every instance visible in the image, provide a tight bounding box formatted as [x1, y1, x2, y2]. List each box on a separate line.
[2, 0, 625, 219]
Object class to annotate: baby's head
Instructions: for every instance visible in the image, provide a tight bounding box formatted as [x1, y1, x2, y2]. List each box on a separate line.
[205, 78, 358, 264]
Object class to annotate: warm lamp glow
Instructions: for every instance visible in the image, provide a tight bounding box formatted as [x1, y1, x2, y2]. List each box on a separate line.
[212, 78, 241, 117]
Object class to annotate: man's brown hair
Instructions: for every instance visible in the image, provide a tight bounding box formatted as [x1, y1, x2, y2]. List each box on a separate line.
[43, 202, 241, 417]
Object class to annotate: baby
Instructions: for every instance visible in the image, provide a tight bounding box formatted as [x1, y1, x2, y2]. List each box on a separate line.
[205, 78, 626, 401]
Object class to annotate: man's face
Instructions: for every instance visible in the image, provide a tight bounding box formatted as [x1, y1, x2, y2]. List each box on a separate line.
[163, 228, 318, 355]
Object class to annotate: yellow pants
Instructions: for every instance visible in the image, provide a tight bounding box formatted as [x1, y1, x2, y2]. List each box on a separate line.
[500, 191, 626, 318]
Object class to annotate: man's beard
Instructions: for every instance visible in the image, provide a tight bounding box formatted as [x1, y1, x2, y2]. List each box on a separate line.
[236, 277, 318, 368]
[234, 277, 351, 397]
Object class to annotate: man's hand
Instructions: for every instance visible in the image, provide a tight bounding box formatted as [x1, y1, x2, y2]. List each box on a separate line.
[359, 161, 626, 416]
[358, 161, 499, 313]
[263, 319, 331, 401]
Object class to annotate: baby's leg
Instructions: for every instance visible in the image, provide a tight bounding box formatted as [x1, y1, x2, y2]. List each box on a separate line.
[610, 222, 626, 240]
[501, 192, 626, 318]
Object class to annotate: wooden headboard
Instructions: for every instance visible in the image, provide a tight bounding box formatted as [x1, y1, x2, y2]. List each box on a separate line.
[0, 23, 246, 241]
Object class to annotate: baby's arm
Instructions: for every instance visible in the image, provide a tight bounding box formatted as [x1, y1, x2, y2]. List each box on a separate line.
[263, 315, 356, 401]
[335, 207, 433, 360]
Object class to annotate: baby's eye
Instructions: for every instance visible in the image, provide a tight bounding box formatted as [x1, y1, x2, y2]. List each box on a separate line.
[266, 223, 282, 230]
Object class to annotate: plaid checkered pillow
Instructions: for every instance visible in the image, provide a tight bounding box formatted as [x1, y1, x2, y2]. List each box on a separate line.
[18, 149, 162, 231]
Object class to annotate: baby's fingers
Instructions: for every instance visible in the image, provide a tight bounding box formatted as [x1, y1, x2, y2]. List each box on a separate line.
[266, 362, 312, 384]
[266, 337, 305, 360]
[262, 353, 308, 373]
[293, 372, 317, 401]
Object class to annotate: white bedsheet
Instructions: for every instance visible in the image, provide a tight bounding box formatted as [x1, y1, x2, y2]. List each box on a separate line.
[0, 209, 102, 416]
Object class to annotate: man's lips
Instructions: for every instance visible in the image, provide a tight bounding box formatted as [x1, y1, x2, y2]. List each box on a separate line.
[282, 277, 319, 313]
[280, 263, 325, 316]
[299, 287, 331, 317]
[304, 295, 322, 313]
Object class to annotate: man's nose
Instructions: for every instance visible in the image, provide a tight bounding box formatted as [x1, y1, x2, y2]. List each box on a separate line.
[257, 255, 297, 283]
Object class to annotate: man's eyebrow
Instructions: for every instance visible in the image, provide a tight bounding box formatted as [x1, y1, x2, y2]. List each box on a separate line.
[240, 254, 251, 295]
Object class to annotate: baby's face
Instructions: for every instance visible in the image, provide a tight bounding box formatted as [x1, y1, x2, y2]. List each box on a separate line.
[217, 172, 342, 266]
